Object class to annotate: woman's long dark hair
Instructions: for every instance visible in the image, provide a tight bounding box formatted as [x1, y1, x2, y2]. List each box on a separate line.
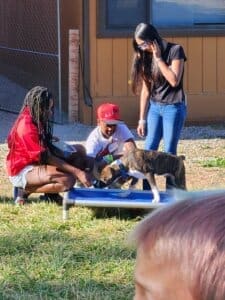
[22, 86, 54, 147]
[131, 23, 165, 95]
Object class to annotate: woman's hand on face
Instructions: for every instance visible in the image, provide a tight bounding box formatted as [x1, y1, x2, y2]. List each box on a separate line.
[137, 124, 146, 138]
[152, 40, 161, 60]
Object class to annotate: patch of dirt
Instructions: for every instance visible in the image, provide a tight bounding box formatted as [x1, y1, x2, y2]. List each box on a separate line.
[178, 138, 225, 191]
[1, 138, 225, 199]
[1, 109, 225, 199]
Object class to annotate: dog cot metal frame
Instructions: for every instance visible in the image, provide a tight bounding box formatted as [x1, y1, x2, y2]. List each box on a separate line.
[62, 187, 175, 220]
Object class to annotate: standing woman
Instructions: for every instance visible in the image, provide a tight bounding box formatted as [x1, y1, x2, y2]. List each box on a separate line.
[131, 23, 187, 189]
[6, 86, 91, 204]
[131, 22, 187, 155]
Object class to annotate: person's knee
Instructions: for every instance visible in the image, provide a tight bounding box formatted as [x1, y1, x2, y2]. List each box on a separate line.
[48, 173, 75, 191]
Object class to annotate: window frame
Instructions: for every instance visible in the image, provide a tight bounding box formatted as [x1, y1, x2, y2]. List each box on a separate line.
[97, 0, 225, 38]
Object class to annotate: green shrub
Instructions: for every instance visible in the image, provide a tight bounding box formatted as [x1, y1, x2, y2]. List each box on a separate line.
[202, 157, 225, 168]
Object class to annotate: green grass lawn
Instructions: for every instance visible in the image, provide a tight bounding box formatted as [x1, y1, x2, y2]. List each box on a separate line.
[1, 134, 225, 299]
[0, 197, 142, 299]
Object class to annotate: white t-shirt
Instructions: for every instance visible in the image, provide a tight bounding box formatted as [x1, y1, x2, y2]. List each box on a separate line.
[86, 124, 134, 158]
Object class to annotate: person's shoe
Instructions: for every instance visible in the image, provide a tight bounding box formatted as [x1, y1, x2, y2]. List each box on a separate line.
[14, 187, 29, 205]
[40, 193, 63, 206]
[15, 196, 25, 205]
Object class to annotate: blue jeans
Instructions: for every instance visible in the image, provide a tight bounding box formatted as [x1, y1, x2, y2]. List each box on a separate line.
[143, 101, 186, 190]
[145, 101, 187, 155]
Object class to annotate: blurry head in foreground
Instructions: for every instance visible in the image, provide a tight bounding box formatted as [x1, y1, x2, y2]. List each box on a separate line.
[131, 191, 225, 300]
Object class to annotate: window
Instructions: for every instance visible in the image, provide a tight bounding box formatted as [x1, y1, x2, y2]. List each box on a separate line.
[97, 0, 148, 37]
[97, 0, 225, 37]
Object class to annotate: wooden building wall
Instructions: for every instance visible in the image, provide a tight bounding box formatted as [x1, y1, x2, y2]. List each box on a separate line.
[61, 0, 93, 124]
[86, 0, 225, 127]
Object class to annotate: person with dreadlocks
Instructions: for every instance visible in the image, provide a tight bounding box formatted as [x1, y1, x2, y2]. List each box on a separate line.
[131, 23, 187, 190]
[6, 86, 92, 204]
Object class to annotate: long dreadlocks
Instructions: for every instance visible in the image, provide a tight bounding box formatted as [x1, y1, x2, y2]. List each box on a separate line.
[22, 86, 54, 148]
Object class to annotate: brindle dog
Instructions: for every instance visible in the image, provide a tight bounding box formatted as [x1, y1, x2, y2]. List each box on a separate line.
[99, 149, 186, 203]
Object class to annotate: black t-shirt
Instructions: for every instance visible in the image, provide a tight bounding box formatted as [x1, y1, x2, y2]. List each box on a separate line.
[151, 42, 187, 105]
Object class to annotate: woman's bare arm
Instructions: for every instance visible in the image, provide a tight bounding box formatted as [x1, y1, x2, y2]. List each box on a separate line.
[137, 80, 150, 137]
[47, 151, 92, 187]
[151, 40, 184, 87]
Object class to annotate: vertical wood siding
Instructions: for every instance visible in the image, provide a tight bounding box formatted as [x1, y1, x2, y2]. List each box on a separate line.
[217, 38, 225, 93]
[112, 39, 128, 96]
[187, 38, 203, 93]
[203, 37, 217, 93]
[89, 0, 225, 125]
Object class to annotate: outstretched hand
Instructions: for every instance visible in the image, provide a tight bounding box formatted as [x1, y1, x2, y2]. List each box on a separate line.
[74, 169, 92, 187]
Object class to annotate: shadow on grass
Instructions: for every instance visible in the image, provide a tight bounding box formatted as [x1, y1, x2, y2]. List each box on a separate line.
[0, 196, 153, 220]
[91, 207, 153, 220]
[0, 280, 134, 300]
[0, 195, 62, 206]
[0, 196, 13, 203]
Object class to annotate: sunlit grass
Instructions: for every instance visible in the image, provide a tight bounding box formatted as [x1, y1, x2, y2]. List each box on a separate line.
[1, 130, 225, 298]
[0, 199, 139, 299]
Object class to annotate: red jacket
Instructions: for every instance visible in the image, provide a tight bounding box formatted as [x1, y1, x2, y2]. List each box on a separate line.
[6, 107, 46, 176]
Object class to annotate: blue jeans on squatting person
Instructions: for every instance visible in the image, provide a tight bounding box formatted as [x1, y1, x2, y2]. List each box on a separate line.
[143, 100, 187, 190]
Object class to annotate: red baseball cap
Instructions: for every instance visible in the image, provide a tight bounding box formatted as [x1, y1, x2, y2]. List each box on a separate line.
[97, 103, 122, 125]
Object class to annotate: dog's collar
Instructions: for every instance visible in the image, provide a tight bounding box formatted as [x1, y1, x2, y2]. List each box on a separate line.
[118, 163, 129, 179]
[111, 159, 123, 166]
[110, 159, 129, 178]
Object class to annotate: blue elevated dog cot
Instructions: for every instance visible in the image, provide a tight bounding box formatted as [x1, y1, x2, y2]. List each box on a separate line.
[62, 188, 175, 220]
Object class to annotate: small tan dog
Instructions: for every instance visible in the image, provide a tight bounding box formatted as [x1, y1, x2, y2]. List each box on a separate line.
[100, 148, 186, 203]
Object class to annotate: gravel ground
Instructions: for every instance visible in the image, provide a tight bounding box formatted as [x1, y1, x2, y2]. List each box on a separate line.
[1, 109, 225, 198]
[1, 109, 225, 143]
[0, 110, 95, 144]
